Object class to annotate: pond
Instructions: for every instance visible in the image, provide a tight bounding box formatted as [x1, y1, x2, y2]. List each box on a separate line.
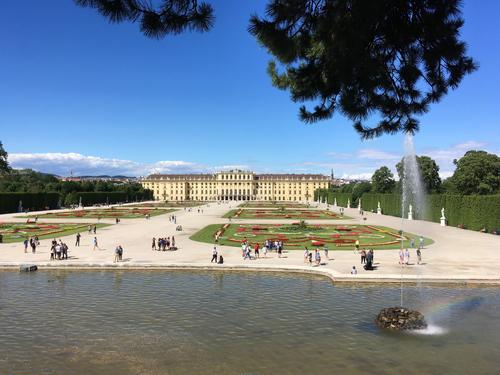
[0, 270, 498, 374]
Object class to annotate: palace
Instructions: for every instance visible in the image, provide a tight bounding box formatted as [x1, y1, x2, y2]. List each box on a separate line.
[140, 170, 330, 202]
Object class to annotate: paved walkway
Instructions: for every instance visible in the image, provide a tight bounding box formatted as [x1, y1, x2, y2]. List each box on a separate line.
[1, 202, 499, 283]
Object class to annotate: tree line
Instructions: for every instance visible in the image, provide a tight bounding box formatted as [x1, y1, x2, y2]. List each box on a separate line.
[336, 150, 500, 199]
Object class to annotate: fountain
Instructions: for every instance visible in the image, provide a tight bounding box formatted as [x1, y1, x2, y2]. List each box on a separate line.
[377, 133, 427, 331]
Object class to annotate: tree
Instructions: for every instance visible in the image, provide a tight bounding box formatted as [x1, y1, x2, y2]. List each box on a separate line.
[0, 141, 10, 174]
[371, 166, 395, 193]
[74, 0, 214, 39]
[450, 151, 500, 195]
[396, 155, 441, 193]
[249, 0, 477, 138]
[352, 181, 372, 202]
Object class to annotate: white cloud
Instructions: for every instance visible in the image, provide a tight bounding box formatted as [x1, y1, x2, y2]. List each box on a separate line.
[356, 149, 400, 161]
[8, 153, 206, 176]
[340, 172, 373, 180]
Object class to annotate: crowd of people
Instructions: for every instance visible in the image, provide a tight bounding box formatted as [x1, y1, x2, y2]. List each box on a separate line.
[50, 239, 69, 260]
[152, 236, 177, 251]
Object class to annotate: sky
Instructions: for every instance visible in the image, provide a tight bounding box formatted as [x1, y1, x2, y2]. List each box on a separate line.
[1, 0, 499, 179]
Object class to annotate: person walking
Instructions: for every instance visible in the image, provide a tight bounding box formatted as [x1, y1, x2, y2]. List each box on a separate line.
[419, 236, 424, 250]
[404, 248, 410, 265]
[93, 237, 99, 251]
[303, 247, 309, 263]
[93, 225, 97, 235]
[152, 237, 156, 251]
[323, 245, 329, 260]
[23, 238, 29, 253]
[360, 249, 366, 264]
[315, 249, 321, 266]
[416, 248, 422, 265]
[211, 246, 218, 263]
[254, 243, 260, 259]
[75, 233, 81, 247]
[399, 249, 404, 265]
[30, 238, 37, 254]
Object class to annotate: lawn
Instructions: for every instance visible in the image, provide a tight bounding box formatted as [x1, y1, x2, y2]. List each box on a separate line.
[190, 223, 433, 250]
[0, 222, 110, 243]
[239, 202, 312, 209]
[128, 202, 204, 208]
[224, 208, 351, 220]
[22, 207, 176, 219]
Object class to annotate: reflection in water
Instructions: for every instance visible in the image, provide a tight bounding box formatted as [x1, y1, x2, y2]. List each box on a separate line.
[0, 270, 499, 375]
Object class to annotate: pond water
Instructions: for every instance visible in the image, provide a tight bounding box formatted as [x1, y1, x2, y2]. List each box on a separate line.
[0, 270, 499, 374]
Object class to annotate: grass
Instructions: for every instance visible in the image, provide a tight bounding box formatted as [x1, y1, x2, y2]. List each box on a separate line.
[223, 208, 351, 220]
[0, 222, 110, 243]
[21, 207, 176, 219]
[239, 202, 312, 209]
[128, 202, 204, 208]
[190, 223, 433, 250]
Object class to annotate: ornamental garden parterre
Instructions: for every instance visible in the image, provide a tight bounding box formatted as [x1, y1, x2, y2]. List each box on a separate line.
[22, 207, 176, 219]
[191, 223, 432, 250]
[224, 208, 351, 220]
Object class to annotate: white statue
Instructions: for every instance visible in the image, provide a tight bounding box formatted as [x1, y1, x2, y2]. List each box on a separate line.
[377, 201, 382, 215]
[408, 204, 413, 220]
[347, 198, 351, 208]
[440, 207, 446, 227]
[334, 198, 337, 206]
[358, 199, 361, 212]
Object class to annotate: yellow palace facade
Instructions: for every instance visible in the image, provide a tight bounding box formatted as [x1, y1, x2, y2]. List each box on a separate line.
[140, 170, 330, 202]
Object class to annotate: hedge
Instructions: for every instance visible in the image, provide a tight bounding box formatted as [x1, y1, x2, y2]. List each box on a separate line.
[64, 191, 153, 206]
[0, 192, 60, 214]
[315, 189, 353, 207]
[360, 193, 500, 232]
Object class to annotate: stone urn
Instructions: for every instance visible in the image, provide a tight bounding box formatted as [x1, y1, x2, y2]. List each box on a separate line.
[375, 307, 427, 330]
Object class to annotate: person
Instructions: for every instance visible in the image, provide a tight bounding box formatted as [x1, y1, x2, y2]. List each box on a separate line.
[315, 249, 321, 266]
[211, 246, 218, 263]
[254, 243, 260, 259]
[416, 248, 422, 265]
[323, 245, 329, 260]
[404, 248, 410, 265]
[399, 249, 404, 265]
[308, 252, 313, 266]
[55, 243, 62, 260]
[93, 237, 99, 251]
[75, 233, 81, 247]
[244, 246, 252, 260]
[410, 238, 415, 248]
[217, 254, 224, 264]
[351, 266, 357, 275]
[114, 246, 120, 262]
[23, 238, 29, 253]
[62, 242, 68, 260]
[303, 247, 309, 263]
[241, 242, 246, 258]
[419, 236, 424, 249]
[355, 239, 360, 252]
[172, 236, 175, 248]
[88, 225, 92, 234]
[263, 244, 268, 258]
[360, 249, 366, 264]
[118, 245, 123, 261]
[152, 237, 156, 251]
[30, 238, 37, 254]
[93, 225, 97, 234]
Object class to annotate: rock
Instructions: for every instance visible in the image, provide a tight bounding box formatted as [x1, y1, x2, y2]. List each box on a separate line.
[19, 265, 38, 273]
[375, 306, 427, 330]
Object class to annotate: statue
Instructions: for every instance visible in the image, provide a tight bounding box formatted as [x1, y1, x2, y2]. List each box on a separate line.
[440, 207, 446, 227]
[377, 201, 382, 215]
[358, 199, 362, 213]
[334, 197, 337, 207]
[408, 204, 413, 220]
[347, 198, 351, 208]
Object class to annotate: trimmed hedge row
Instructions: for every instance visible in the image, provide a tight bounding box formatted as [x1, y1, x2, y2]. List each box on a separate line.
[64, 191, 154, 206]
[0, 192, 60, 214]
[0, 191, 154, 213]
[317, 190, 500, 232]
[315, 189, 353, 207]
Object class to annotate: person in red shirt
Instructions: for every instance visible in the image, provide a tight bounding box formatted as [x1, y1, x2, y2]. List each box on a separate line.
[254, 243, 260, 259]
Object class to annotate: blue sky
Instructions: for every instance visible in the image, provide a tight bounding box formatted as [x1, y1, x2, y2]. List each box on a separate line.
[1, 0, 499, 178]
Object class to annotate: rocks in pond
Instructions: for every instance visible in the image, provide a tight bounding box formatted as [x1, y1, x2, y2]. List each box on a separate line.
[20, 264, 38, 273]
[375, 307, 427, 330]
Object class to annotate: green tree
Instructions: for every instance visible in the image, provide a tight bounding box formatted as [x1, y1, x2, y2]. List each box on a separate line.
[396, 155, 441, 193]
[450, 151, 500, 195]
[0, 141, 10, 174]
[371, 166, 395, 193]
[249, 0, 477, 138]
[352, 181, 372, 202]
[74, 0, 214, 38]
